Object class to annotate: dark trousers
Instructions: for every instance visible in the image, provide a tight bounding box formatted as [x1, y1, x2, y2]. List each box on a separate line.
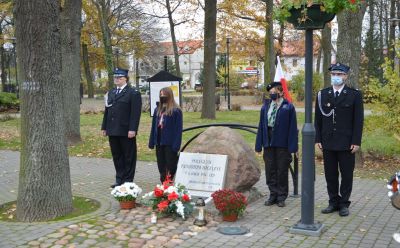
[323, 149, 355, 208]
[156, 145, 178, 183]
[263, 147, 291, 202]
[109, 136, 137, 184]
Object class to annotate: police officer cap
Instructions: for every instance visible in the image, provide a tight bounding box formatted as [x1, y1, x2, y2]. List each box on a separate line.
[328, 63, 350, 74]
[266, 81, 282, 91]
[113, 67, 129, 77]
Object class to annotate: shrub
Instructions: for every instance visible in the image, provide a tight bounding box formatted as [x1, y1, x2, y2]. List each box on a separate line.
[290, 70, 323, 101]
[0, 92, 19, 112]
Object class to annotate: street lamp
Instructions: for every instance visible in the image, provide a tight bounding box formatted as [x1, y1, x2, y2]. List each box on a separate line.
[224, 53, 227, 101]
[286, 5, 334, 237]
[226, 37, 231, 111]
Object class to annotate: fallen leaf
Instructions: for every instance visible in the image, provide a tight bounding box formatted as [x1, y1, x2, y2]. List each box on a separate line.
[359, 228, 366, 232]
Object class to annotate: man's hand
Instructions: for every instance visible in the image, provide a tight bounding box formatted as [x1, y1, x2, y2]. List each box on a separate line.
[350, 145, 360, 154]
[102, 130, 107, 136]
[316, 143, 322, 150]
[128, 131, 136, 139]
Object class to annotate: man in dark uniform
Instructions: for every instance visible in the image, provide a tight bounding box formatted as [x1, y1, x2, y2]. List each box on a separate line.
[101, 68, 142, 188]
[315, 63, 364, 217]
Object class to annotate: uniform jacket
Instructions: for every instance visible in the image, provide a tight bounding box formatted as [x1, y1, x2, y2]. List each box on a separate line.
[101, 85, 142, 136]
[149, 107, 183, 153]
[314, 85, 364, 151]
[255, 99, 298, 153]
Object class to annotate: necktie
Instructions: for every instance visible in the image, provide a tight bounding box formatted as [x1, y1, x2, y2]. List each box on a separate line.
[335, 91, 339, 98]
[116, 88, 121, 94]
[269, 103, 278, 127]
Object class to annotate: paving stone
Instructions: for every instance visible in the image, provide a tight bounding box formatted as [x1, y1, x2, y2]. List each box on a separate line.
[83, 239, 97, 245]
[27, 240, 40, 246]
[47, 233, 64, 239]
[55, 239, 69, 245]
[87, 229, 98, 234]
[116, 235, 129, 241]
[140, 234, 154, 240]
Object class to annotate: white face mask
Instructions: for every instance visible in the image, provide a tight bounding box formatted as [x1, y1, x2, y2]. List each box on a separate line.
[331, 75, 343, 86]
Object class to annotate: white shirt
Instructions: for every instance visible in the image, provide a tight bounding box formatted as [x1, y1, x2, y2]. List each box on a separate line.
[117, 83, 127, 92]
[333, 84, 345, 96]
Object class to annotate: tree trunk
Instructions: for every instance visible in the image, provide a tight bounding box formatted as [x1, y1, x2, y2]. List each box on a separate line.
[61, 0, 82, 145]
[316, 45, 322, 74]
[388, 0, 396, 67]
[321, 25, 332, 87]
[94, 0, 114, 90]
[201, 0, 216, 119]
[336, 3, 367, 89]
[0, 46, 8, 91]
[166, 0, 181, 78]
[336, 3, 367, 168]
[82, 43, 94, 98]
[264, 0, 275, 84]
[276, 23, 284, 57]
[14, 0, 72, 222]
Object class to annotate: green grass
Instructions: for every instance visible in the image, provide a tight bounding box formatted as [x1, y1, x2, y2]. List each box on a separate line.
[0, 110, 398, 161]
[0, 196, 100, 222]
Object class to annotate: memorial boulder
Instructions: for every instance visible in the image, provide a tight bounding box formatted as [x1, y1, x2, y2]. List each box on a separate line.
[185, 127, 261, 192]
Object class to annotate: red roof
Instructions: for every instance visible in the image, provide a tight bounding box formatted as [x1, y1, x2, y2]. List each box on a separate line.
[280, 39, 320, 56]
[160, 40, 203, 56]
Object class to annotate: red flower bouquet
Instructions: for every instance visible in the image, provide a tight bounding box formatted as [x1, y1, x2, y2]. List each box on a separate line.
[211, 189, 247, 217]
[143, 176, 193, 219]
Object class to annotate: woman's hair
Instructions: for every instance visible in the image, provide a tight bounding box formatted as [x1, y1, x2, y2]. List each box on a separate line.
[270, 85, 283, 93]
[157, 87, 180, 116]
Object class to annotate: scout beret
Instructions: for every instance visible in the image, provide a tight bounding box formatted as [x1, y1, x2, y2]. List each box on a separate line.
[266, 81, 282, 91]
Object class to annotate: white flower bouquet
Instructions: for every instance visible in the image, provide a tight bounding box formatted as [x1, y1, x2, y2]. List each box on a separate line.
[111, 182, 142, 202]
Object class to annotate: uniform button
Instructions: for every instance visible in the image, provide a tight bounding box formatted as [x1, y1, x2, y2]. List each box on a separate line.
[333, 128, 336, 131]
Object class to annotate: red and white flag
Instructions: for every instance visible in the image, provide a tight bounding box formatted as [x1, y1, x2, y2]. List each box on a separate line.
[274, 56, 292, 103]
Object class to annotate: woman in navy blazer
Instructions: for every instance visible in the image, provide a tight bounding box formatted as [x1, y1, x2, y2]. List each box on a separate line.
[149, 87, 183, 182]
[255, 82, 298, 207]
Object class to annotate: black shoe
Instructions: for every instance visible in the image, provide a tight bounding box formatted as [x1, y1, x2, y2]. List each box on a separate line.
[110, 183, 120, 188]
[277, 201, 286, 207]
[264, 198, 277, 206]
[321, 205, 339, 214]
[339, 207, 349, 216]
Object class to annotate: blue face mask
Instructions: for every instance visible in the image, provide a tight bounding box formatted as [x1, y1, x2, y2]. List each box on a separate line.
[331, 75, 344, 86]
[269, 93, 279, 101]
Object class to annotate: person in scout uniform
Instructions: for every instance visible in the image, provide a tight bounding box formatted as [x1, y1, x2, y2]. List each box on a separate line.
[101, 68, 142, 188]
[255, 81, 298, 207]
[315, 62, 364, 217]
[148, 87, 183, 183]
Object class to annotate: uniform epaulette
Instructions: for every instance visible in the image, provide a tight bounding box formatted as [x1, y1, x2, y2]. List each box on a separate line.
[321, 87, 331, 92]
[348, 87, 360, 92]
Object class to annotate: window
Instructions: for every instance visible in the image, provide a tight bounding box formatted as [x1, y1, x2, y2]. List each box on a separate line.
[293, 59, 298, 67]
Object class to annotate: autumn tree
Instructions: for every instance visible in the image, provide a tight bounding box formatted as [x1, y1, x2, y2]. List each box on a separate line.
[0, 0, 13, 92]
[61, 0, 83, 144]
[336, 2, 368, 88]
[15, 0, 72, 221]
[262, 0, 275, 84]
[201, 0, 217, 119]
[321, 24, 332, 87]
[142, 0, 200, 78]
[86, 0, 160, 90]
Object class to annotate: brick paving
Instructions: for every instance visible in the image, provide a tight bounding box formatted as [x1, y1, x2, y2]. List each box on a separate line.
[0, 150, 399, 247]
